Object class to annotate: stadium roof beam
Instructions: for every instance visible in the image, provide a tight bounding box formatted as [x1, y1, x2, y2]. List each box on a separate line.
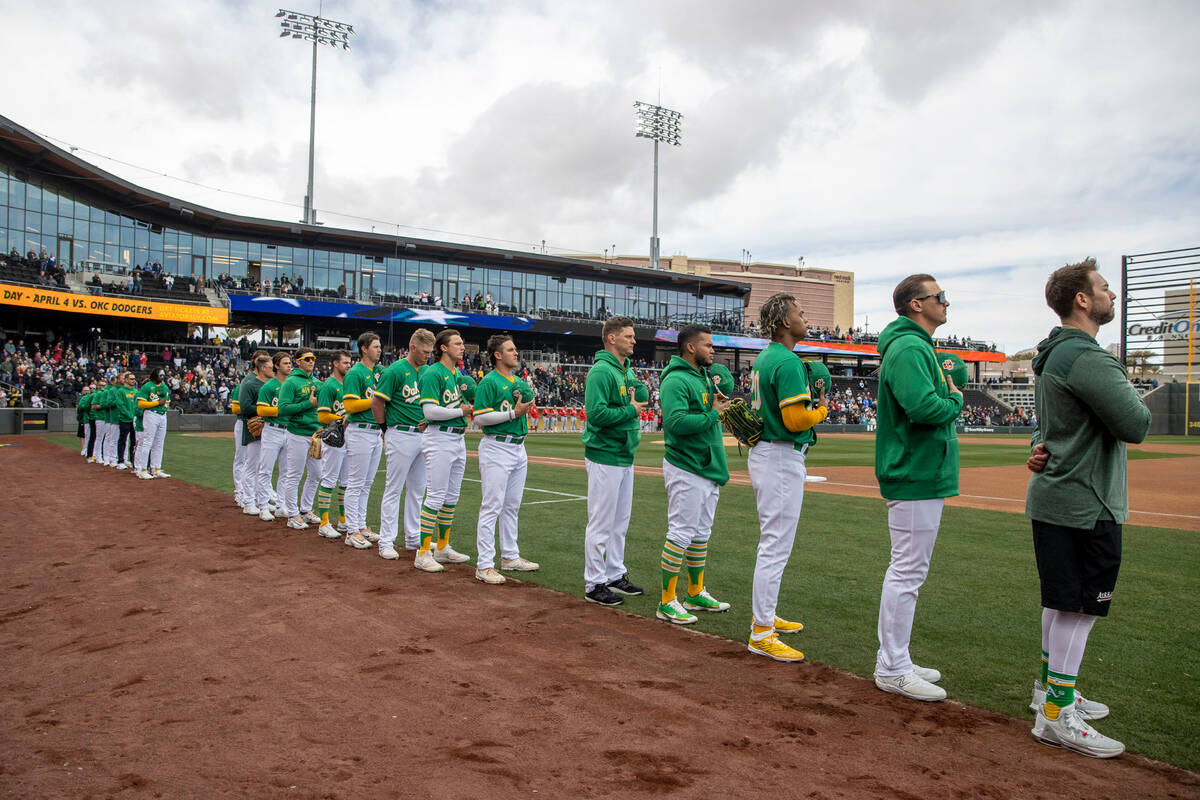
[634, 100, 682, 272]
[277, 8, 355, 227]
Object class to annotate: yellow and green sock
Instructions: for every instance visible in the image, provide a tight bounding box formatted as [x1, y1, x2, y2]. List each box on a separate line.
[334, 485, 346, 526]
[1044, 670, 1076, 720]
[418, 503, 438, 552]
[1040, 650, 1049, 686]
[659, 541, 685, 605]
[316, 486, 333, 526]
[436, 503, 456, 549]
[685, 542, 707, 596]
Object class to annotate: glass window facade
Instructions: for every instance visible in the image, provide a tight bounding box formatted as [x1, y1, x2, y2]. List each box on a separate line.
[1, 159, 744, 327]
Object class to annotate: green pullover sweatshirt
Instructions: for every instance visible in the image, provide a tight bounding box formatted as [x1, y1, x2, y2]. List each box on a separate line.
[660, 355, 728, 485]
[279, 371, 319, 436]
[874, 316, 963, 500]
[115, 384, 138, 423]
[1025, 326, 1151, 527]
[581, 349, 641, 466]
[77, 392, 91, 424]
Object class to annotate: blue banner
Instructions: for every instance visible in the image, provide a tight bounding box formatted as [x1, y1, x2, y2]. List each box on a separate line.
[654, 329, 865, 355]
[229, 294, 541, 330]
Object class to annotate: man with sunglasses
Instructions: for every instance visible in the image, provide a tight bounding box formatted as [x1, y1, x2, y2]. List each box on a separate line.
[873, 275, 962, 702]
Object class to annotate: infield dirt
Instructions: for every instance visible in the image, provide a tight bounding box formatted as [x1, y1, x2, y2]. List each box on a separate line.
[2, 436, 1197, 799]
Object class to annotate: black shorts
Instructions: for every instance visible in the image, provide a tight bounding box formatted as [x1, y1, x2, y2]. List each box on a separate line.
[1031, 519, 1122, 616]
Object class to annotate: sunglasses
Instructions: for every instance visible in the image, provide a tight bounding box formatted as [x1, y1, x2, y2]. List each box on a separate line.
[297, 355, 316, 362]
[915, 291, 948, 305]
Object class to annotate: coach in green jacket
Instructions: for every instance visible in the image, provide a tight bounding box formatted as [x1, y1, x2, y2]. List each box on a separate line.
[873, 274, 963, 703]
[581, 316, 648, 607]
[1024, 259, 1150, 759]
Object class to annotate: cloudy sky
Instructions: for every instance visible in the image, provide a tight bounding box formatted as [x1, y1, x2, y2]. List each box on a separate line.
[7, 0, 1199, 351]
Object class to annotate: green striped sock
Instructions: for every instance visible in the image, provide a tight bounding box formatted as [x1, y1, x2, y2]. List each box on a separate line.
[685, 542, 708, 595]
[419, 504, 438, 552]
[660, 541, 685, 605]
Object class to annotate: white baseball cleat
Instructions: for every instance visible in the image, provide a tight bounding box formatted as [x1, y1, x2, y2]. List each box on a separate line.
[243, 505, 261, 516]
[259, 509, 275, 522]
[433, 545, 470, 564]
[115, 463, 128, 471]
[414, 551, 445, 573]
[344, 532, 371, 549]
[137, 470, 154, 480]
[500, 556, 540, 572]
[317, 524, 342, 539]
[874, 672, 946, 702]
[274, 507, 289, 519]
[378, 546, 399, 560]
[152, 469, 171, 478]
[912, 665, 942, 684]
[475, 567, 506, 584]
[286, 516, 309, 530]
[1032, 704, 1124, 758]
[302, 511, 321, 524]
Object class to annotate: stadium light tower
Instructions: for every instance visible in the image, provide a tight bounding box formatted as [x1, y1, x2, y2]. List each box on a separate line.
[634, 101, 682, 271]
[276, 8, 355, 225]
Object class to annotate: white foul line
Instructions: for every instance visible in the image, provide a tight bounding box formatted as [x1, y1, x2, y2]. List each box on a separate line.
[461, 477, 587, 506]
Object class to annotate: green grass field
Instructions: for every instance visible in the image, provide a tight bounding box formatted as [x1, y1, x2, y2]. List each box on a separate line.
[47, 432, 1200, 771]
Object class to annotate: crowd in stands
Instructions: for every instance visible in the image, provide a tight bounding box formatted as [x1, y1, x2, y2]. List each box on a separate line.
[1, 247, 68, 287]
[86, 261, 205, 300]
[959, 404, 1034, 427]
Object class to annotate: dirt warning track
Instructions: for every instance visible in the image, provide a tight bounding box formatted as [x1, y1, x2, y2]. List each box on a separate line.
[2, 436, 1196, 798]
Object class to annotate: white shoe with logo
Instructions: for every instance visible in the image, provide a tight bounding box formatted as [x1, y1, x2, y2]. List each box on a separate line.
[1031, 704, 1124, 758]
[378, 546, 399, 560]
[433, 545, 470, 564]
[286, 516, 309, 530]
[874, 672, 947, 702]
[912, 664, 942, 684]
[317, 524, 342, 539]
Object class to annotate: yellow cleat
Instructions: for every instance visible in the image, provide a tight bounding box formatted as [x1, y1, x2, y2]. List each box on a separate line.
[747, 633, 804, 662]
[773, 616, 804, 634]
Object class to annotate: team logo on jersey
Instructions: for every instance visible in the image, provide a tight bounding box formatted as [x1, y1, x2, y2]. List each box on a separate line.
[702, 392, 709, 405]
[401, 383, 421, 403]
[942, 358, 955, 371]
[814, 378, 825, 391]
[619, 385, 627, 396]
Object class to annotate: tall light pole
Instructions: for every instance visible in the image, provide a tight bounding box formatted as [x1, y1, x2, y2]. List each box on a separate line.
[277, 8, 355, 225]
[634, 101, 682, 270]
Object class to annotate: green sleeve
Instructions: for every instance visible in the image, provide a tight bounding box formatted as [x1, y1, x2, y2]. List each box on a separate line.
[342, 370, 363, 400]
[883, 346, 963, 425]
[774, 359, 812, 408]
[317, 381, 337, 411]
[256, 382, 274, 405]
[1067, 349, 1152, 444]
[661, 376, 718, 437]
[238, 383, 259, 418]
[419, 368, 440, 404]
[136, 382, 152, 401]
[473, 377, 498, 413]
[585, 368, 637, 427]
[278, 380, 310, 416]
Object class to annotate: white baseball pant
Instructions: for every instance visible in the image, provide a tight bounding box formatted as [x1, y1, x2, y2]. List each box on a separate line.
[137, 411, 167, 472]
[320, 442, 349, 488]
[279, 431, 312, 518]
[420, 429, 465, 511]
[583, 459, 634, 592]
[662, 459, 719, 549]
[476, 436, 527, 570]
[380, 427, 427, 550]
[232, 419, 247, 503]
[242, 438, 261, 507]
[344, 424, 382, 532]
[300, 454, 321, 513]
[876, 498, 945, 678]
[100, 420, 117, 464]
[748, 441, 807, 630]
[255, 423, 289, 510]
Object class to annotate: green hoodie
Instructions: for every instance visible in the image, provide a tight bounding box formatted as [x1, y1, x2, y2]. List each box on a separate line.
[1025, 326, 1150, 527]
[77, 391, 92, 424]
[115, 384, 138, 423]
[581, 349, 641, 466]
[874, 316, 963, 500]
[660, 355, 728, 485]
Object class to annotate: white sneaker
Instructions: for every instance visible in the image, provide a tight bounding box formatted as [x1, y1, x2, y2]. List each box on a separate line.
[274, 507, 289, 519]
[433, 545, 470, 564]
[344, 532, 371, 549]
[235, 497, 245, 508]
[1029, 680, 1109, 720]
[302, 511, 320, 524]
[475, 567, 506, 584]
[336, 522, 348, 533]
[152, 469, 170, 478]
[361, 528, 380, 543]
[500, 556, 540, 572]
[874, 672, 947, 702]
[414, 550, 445, 573]
[115, 463, 128, 471]
[317, 524, 342, 539]
[286, 516, 309, 530]
[259, 509, 275, 522]
[137, 470, 154, 480]
[243, 505, 261, 516]
[379, 546, 399, 560]
[1031, 704, 1124, 758]
[912, 664, 942, 684]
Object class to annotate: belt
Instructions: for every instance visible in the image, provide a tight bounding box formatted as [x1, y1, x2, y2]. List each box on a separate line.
[487, 434, 525, 445]
[433, 425, 465, 435]
[389, 424, 421, 433]
[265, 420, 283, 428]
[352, 422, 380, 430]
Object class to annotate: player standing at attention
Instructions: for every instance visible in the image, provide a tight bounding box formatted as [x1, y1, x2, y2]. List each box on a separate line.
[581, 316, 648, 606]
[747, 293, 828, 661]
[342, 332, 384, 550]
[78, 383, 97, 461]
[472, 334, 539, 585]
[1025, 259, 1149, 758]
[114, 372, 138, 470]
[298, 370, 325, 523]
[709, 360, 736, 400]
[238, 353, 274, 517]
[372, 329, 434, 560]
[254, 352, 293, 523]
[96, 375, 119, 467]
[134, 368, 171, 480]
[873, 275, 961, 700]
[231, 366, 246, 506]
[655, 324, 731, 625]
[413, 329, 473, 572]
[315, 350, 352, 539]
[277, 348, 320, 530]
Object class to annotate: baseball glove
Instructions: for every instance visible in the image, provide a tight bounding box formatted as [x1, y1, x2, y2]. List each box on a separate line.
[719, 397, 764, 448]
[246, 416, 265, 438]
[317, 419, 345, 448]
[308, 431, 323, 460]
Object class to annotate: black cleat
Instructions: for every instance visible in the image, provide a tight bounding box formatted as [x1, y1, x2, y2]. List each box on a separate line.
[607, 575, 644, 596]
[585, 585, 625, 606]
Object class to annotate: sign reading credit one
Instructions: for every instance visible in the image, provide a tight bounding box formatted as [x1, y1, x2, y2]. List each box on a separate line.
[0, 282, 228, 325]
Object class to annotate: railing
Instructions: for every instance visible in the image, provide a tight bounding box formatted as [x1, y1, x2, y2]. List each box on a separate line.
[0, 378, 61, 408]
[75, 261, 213, 306]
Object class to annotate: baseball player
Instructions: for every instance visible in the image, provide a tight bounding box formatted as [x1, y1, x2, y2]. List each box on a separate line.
[747, 293, 828, 662]
[134, 368, 171, 479]
[472, 334, 539, 585]
[372, 329, 434, 559]
[114, 372, 138, 470]
[298, 372, 325, 523]
[655, 324, 731, 625]
[873, 275, 961, 700]
[315, 350, 352, 539]
[254, 352, 293, 522]
[77, 385, 95, 459]
[581, 316, 647, 606]
[341, 332, 384, 549]
[1025, 259, 1149, 758]
[231, 368, 247, 506]
[277, 348, 320, 530]
[95, 375, 119, 467]
[413, 328, 473, 572]
[238, 352, 275, 517]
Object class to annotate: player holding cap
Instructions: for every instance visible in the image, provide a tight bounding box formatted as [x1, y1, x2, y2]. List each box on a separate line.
[254, 352, 293, 522]
[581, 316, 647, 606]
[414, 328, 473, 572]
[314, 350, 352, 539]
[873, 275, 961, 701]
[134, 367, 171, 479]
[231, 367, 247, 506]
[277, 348, 320, 530]
[746, 293, 828, 661]
[372, 329, 434, 559]
[472, 334, 539, 585]
[1025, 259, 1150, 758]
[709, 360, 736, 400]
[654, 324, 731, 625]
[341, 332, 384, 550]
[238, 352, 274, 517]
